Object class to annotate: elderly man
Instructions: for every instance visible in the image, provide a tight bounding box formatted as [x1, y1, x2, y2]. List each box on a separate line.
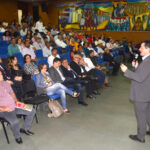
[0, 71, 35, 144]
[121, 40, 150, 143]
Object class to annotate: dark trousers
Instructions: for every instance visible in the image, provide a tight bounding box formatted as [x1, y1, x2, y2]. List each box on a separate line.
[95, 68, 105, 86]
[134, 102, 150, 140]
[0, 108, 35, 139]
[62, 78, 83, 102]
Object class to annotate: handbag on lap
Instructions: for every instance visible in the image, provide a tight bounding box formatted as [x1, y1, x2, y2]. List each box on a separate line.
[48, 99, 64, 118]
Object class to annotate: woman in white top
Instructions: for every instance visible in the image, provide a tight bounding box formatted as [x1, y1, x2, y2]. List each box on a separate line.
[17, 38, 25, 53]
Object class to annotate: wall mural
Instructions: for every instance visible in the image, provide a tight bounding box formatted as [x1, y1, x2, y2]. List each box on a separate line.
[58, 0, 150, 31]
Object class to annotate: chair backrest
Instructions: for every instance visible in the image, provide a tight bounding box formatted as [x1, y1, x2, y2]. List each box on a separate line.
[13, 53, 24, 69]
[66, 45, 72, 52]
[36, 58, 49, 68]
[32, 74, 37, 86]
[98, 54, 104, 64]
[55, 47, 62, 54]
[60, 53, 71, 63]
[13, 53, 23, 61]
[35, 49, 44, 59]
[94, 47, 98, 53]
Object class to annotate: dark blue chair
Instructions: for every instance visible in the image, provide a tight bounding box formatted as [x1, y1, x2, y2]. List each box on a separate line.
[36, 58, 49, 68]
[66, 45, 72, 52]
[60, 53, 71, 63]
[94, 47, 98, 53]
[55, 47, 62, 54]
[13, 53, 24, 69]
[98, 54, 107, 65]
[0, 46, 8, 58]
[35, 49, 44, 59]
[0, 40, 9, 47]
[0, 32, 4, 39]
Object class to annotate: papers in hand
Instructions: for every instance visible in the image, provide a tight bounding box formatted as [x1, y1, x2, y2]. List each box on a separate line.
[16, 103, 33, 112]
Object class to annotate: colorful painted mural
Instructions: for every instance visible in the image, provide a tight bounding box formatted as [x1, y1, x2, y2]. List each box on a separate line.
[58, 0, 150, 31]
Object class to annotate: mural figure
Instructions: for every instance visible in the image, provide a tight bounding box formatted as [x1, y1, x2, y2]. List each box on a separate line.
[58, 1, 150, 31]
[132, 16, 147, 31]
[85, 9, 92, 30]
[92, 10, 98, 30]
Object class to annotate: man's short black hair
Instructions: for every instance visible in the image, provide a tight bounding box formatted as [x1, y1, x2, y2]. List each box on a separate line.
[143, 40, 150, 49]
[52, 48, 57, 52]
[53, 57, 61, 64]
[61, 58, 67, 63]
[89, 50, 94, 55]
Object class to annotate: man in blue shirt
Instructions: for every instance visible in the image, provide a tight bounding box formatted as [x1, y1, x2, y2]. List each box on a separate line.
[8, 38, 20, 56]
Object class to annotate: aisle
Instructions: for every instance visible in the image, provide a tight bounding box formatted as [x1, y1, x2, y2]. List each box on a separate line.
[0, 74, 150, 150]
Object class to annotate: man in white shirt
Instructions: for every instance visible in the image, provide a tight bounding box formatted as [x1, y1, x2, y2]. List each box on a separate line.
[48, 48, 60, 67]
[97, 43, 104, 54]
[20, 27, 27, 37]
[21, 41, 37, 61]
[55, 35, 67, 48]
[35, 18, 47, 33]
[42, 42, 53, 57]
[33, 37, 43, 50]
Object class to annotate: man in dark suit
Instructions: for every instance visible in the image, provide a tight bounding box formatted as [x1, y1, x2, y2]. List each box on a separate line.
[121, 40, 150, 143]
[70, 54, 99, 98]
[48, 58, 87, 106]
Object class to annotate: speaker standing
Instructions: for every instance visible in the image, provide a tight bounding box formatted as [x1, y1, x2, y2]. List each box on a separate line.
[120, 40, 150, 143]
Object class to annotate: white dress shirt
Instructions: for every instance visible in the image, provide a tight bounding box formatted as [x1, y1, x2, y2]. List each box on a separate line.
[20, 29, 27, 37]
[48, 54, 60, 67]
[142, 54, 150, 60]
[83, 57, 95, 72]
[56, 68, 65, 81]
[55, 38, 67, 48]
[88, 47, 98, 55]
[97, 46, 104, 54]
[42, 46, 53, 57]
[33, 42, 43, 50]
[21, 46, 36, 59]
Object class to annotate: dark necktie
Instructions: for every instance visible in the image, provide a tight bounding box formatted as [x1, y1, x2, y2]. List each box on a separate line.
[70, 69, 77, 78]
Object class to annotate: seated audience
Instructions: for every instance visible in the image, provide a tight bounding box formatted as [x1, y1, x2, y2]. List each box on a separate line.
[0, 71, 35, 144]
[20, 26, 27, 37]
[3, 31, 11, 41]
[36, 63, 79, 113]
[48, 48, 60, 67]
[70, 54, 99, 98]
[8, 56, 36, 99]
[55, 35, 67, 48]
[48, 58, 87, 106]
[103, 48, 120, 76]
[42, 41, 53, 57]
[17, 38, 25, 53]
[21, 41, 37, 62]
[8, 38, 20, 56]
[96, 43, 104, 54]
[33, 37, 43, 50]
[24, 54, 38, 76]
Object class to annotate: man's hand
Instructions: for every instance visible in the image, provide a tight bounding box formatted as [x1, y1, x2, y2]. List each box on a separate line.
[132, 61, 139, 69]
[82, 75, 87, 78]
[120, 64, 128, 72]
[4, 107, 13, 112]
[67, 65, 71, 69]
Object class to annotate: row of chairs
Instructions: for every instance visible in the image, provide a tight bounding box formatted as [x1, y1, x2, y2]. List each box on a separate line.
[0, 72, 75, 144]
